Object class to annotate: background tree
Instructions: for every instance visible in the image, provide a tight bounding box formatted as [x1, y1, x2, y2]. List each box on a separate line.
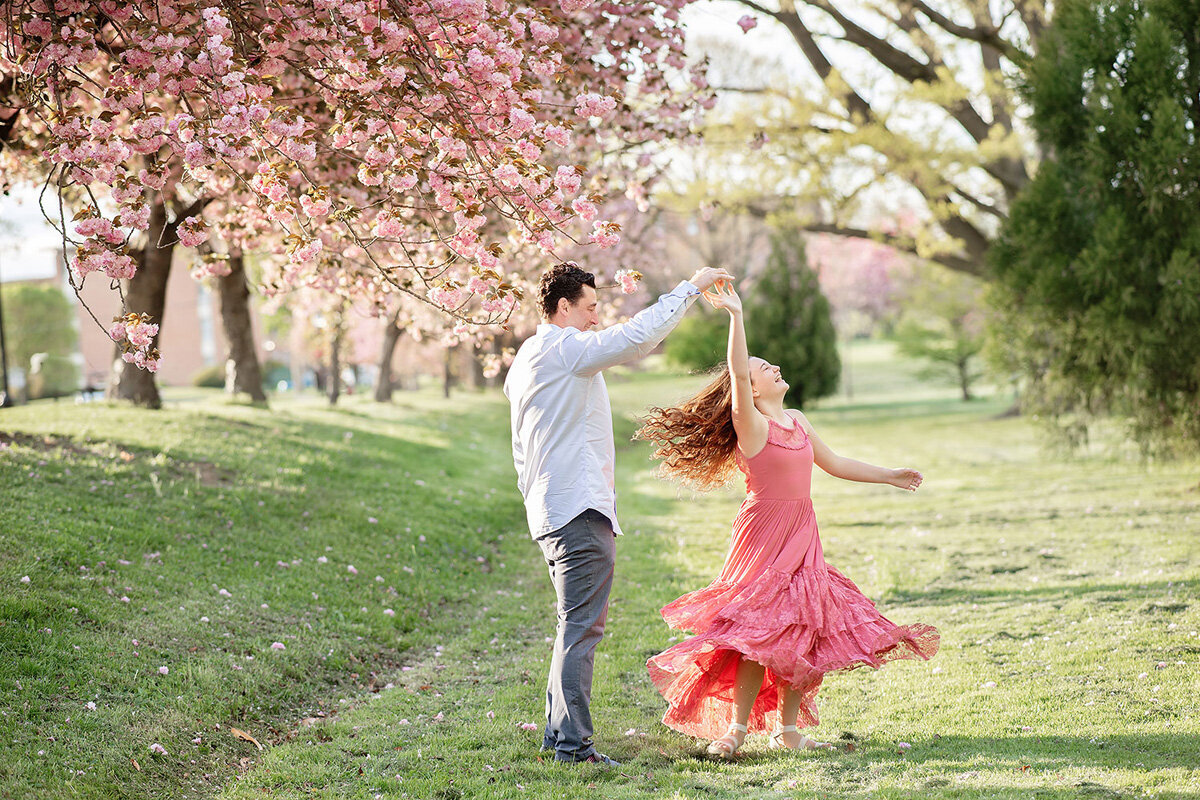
[664, 306, 728, 372]
[681, 0, 1045, 277]
[808, 233, 910, 338]
[894, 263, 985, 400]
[0, 284, 79, 398]
[745, 230, 840, 408]
[0, 0, 710, 394]
[989, 0, 1200, 449]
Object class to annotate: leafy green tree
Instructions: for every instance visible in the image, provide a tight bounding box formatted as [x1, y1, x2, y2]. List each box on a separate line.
[745, 232, 840, 408]
[664, 307, 727, 372]
[989, 0, 1200, 449]
[894, 265, 986, 401]
[0, 283, 77, 368]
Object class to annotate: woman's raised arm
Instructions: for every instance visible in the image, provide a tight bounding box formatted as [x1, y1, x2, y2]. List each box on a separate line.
[704, 282, 767, 455]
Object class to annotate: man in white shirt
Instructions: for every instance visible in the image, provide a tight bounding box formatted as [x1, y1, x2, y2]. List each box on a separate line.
[504, 262, 733, 764]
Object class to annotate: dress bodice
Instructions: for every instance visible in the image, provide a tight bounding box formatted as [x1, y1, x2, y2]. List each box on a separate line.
[736, 411, 813, 501]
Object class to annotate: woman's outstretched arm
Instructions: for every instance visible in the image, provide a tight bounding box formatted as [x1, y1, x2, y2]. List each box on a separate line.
[797, 411, 923, 491]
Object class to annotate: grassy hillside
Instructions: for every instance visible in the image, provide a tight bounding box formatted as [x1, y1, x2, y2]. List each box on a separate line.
[2, 348, 1197, 799]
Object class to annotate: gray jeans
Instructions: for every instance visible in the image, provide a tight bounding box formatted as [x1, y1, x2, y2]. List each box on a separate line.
[535, 509, 616, 761]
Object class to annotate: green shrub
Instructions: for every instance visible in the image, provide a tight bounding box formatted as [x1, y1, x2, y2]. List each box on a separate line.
[192, 363, 225, 388]
[664, 309, 726, 372]
[27, 354, 80, 399]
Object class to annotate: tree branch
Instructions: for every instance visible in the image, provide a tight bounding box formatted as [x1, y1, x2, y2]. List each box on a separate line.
[761, 4, 874, 122]
[898, 0, 1025, 61]
[798, 0, 998, 147]
[741, 201, 986, 277]
[804, 221, 985, 276]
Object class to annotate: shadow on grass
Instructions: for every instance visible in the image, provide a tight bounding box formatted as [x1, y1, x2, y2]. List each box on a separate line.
[888, 732, 1197, 772]
[639, 734, 1200, 799]
[883, 578, 1200, 608]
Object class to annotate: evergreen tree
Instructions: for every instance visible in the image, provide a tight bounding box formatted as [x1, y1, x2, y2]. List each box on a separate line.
[990, 0, 1200, 449]
[664, 307, 727, 373]
[745, 232, 840, 409]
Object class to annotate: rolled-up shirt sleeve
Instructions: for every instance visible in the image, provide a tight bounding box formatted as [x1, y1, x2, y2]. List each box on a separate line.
[558, 281, 701, 377]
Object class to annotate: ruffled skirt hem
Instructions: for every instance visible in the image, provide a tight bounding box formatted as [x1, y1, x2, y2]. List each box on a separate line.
[647, 565, 939, 740]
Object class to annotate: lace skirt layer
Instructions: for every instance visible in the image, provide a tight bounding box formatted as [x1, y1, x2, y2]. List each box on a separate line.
[647, 564, 940, 740]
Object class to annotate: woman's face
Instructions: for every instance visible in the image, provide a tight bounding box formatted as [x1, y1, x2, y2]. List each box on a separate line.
[749, 357, 788, 400]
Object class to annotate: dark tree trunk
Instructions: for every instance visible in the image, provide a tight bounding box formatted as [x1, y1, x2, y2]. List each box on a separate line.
[470, 342, 487, 388]
[217, 252, 267, 403]
[374, 308, 404, 402]
[958, 358, 974, 401]
[108, 199, 173, 409]
[442, 345, 455, 399]
[327, 325, 342, 406]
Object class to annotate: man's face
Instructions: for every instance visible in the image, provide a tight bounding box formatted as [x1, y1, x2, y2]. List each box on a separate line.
[560, 284, 600, 331]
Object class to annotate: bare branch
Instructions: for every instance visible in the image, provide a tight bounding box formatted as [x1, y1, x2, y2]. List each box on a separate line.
[898, 0, 1025, 61]
[763, 5, 875, 122]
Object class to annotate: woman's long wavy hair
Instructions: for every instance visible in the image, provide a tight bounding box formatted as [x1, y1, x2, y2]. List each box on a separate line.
[634, 364, 740, 492]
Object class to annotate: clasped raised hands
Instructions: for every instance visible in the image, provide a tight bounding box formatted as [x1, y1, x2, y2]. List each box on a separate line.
[702, 278, 742, 315]
[688, 266, 735, 293]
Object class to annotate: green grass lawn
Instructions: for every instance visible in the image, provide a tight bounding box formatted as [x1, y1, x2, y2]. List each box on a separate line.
[2, 345, 1198, 800]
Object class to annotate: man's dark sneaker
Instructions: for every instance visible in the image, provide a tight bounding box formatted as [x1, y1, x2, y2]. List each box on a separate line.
[553, 750, 621, 766]
[582, 752, 621, 766]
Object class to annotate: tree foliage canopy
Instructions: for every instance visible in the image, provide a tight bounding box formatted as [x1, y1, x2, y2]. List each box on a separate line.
[0, 283, 78, 370]
[989, 0, 1200, 448]
[679, 0, 1045, 277]
[745, 231, 840, 408]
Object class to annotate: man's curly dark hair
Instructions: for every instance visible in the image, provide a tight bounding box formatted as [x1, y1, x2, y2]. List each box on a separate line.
[537, 262, 596, 319]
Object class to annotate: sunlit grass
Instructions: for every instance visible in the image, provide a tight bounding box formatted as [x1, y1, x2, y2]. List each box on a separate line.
[3, 351, 1198, 800]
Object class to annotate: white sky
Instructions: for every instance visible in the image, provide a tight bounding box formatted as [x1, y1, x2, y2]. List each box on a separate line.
[0, 185, 64, 283]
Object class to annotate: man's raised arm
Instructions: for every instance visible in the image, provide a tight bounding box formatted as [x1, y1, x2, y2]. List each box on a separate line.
[559, 268, 733, 377]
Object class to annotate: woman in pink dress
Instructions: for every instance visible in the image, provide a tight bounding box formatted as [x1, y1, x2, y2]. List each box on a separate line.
[636, 281, 939, 756]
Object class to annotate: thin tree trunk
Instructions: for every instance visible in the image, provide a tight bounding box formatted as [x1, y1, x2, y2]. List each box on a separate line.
[374, 307, 404, 402]
[442, 345, 454, 399]
[217, 251, 267, 403]
[959, 358, 974, 401]
[470, 343, 486, 388]
[108, 199, 173, 408]
[327, 325, 342, 406]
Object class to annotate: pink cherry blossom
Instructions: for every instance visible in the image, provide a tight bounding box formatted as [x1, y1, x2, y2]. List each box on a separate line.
[737, 15, 758, 33]
[1, 0, 714, 372]
[615, 268, 641, 294]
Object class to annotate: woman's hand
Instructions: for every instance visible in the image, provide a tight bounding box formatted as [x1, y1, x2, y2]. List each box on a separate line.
[888, 468, 924, 491]
[689, 267, 735, 292]
[702, 279, 742, 315]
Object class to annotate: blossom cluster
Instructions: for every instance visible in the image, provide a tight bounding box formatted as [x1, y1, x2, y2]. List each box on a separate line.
[108, 312, 161, 373]
[0, 0, 712, 368]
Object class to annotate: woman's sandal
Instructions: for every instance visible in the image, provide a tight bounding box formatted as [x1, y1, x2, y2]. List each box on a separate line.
[706, 722, 748, 758]
[768, 724, 833, 751]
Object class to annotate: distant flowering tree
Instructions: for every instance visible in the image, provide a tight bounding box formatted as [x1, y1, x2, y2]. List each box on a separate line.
[808, 233, 910, 339]
[0, 0, 711, 402]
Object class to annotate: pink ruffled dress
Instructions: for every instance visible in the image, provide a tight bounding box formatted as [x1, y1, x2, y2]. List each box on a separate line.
[647, 411, 939, 740]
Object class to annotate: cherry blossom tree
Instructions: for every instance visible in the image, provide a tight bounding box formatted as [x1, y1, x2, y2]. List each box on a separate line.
[0, 0, 711, 404]
[808, 232, 911, 338]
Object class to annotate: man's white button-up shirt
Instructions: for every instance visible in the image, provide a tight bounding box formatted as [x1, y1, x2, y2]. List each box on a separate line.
[504, 281, 701, 539]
